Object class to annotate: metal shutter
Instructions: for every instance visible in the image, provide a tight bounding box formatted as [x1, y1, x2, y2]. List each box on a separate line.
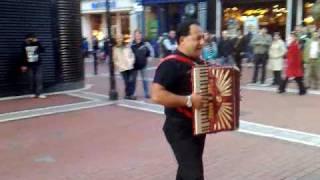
[0, 0, 83, 97]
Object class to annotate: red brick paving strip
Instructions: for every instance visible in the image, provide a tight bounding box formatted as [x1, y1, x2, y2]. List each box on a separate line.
[0, 105, 320, 179]
[0, 94, 87, 114]
[240, 90, 320, 134]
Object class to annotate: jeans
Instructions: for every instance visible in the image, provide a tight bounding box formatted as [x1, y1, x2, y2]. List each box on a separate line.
[252, 54, 268, 83]
[136, 68, 150, 98]
[121, 70, 137, 97]
[28, 65, 43, 96]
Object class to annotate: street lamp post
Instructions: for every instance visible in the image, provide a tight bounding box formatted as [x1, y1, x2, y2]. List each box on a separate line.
[106, 0, 118, 100]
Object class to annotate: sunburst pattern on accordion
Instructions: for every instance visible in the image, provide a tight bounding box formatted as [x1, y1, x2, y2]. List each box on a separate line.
[211, 69, 233, 131]
[193, 65, 239, 135]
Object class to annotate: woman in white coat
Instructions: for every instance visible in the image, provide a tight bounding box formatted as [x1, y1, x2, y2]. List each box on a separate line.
[113, 34, 137, 100]
[268, 32, 287, 86]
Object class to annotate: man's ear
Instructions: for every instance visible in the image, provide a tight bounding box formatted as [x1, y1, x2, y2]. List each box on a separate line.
[179, 36, 185, 45]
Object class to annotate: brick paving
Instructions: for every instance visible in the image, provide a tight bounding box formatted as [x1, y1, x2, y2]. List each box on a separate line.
[0, 94, 86, 114]
[1, 105, 320, 180]
[0, 59, 319, 179]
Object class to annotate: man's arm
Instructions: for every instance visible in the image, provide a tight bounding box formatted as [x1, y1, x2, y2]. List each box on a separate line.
[151, 83, 203, 109]
[145, 42, 155, 58]
[163, 39, 177, 52]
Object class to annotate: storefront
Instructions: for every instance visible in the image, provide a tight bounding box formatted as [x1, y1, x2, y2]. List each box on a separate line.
[301, 0, 316, 25]
[209, 0, 303, 40]
[221, 0, 288, 38]
[81, 0, 133, 49]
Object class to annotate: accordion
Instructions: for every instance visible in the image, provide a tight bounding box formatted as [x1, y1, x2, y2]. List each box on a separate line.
[192, 65, 240, 135]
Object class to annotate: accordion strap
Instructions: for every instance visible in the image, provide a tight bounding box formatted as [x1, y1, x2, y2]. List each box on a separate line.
[159, 54, 195, 67]
[158, 54, 195, 120]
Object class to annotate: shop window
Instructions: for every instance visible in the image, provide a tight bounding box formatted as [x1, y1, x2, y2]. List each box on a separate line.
[223, 3, 287, 36]
[304, 1, 315, 25]
[121, 14, 130, 35]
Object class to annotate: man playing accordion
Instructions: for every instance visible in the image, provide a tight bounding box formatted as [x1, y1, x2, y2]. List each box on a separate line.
[151, 20, 207, 180]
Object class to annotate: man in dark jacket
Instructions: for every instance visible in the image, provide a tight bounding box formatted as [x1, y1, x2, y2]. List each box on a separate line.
[21, 33, 45, 98]
[131, 30, 154, 99]
[162, 30, 178, 57]
[218, 30, 235, 65]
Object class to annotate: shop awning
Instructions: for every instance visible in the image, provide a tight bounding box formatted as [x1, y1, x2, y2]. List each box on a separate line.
[141, 0, 206, 5]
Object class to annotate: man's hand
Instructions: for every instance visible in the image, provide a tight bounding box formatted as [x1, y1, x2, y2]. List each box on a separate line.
[191, 93, 213, 110]
[21, 66, 27, 72]
[191, 93, 204, 109]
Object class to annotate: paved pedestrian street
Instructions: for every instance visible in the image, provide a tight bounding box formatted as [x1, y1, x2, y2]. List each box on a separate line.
[1, 61, 320, 180]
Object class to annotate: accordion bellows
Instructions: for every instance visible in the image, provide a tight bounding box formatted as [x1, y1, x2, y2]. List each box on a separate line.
[192, 65, 240, 135]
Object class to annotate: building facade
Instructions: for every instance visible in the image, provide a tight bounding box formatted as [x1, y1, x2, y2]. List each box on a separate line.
[208, 0, 317, 39]
[81, 0, 137, 49]
[138, 0, 208, 40]
[0, 0, 84, 97]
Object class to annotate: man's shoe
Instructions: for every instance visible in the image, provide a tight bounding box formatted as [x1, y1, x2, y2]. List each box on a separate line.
[299, 90, 307, 96]
[125, 96, 137, 100]
[145, 95, 151, 99]
[278, 90, 285, 94]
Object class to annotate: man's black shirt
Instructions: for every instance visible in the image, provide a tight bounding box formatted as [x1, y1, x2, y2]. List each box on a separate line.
[153, 51, 202, 120]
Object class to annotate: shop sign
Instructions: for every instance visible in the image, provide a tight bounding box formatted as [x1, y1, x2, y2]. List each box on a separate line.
[91, 0, 116, 10]
[81, 0, 133, 12]
[133, 3, 143, 12]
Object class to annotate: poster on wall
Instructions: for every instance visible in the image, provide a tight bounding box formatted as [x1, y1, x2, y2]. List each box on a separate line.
[244, 16, 259, 35]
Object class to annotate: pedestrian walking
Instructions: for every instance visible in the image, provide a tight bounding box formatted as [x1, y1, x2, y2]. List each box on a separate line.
[113, 34, 137, 100]
[131, 30, 154, 99]
[268, 32, 286, 86]
[151, 20, 207, 180]
[279, 33, 307, 95]
[20, 33, 46, 98]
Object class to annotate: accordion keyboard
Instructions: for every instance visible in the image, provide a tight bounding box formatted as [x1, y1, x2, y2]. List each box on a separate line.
[193, 65, 213, 135]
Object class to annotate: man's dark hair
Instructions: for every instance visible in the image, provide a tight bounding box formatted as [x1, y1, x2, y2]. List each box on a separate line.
[176, 19, 200, 45]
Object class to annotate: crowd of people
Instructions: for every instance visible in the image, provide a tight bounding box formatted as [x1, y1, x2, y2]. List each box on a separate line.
[213, 25, 319, 95]
[81, 23, 320, 98]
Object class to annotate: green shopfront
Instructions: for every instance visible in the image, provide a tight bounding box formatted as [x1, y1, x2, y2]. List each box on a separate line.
[138, 0, 208, 57]
[140, 0, 208, 40]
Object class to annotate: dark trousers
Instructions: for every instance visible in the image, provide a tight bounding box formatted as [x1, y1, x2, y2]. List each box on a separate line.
[279, 76, 306, 94]
[234, 53, 242, 72]
[121, 70, 137, 97]
[252, 54, 268, 83]
[28, 65, 43, 96]
[93, 51, 98, 75]
[163, 116, 206, 180]
[272, 71, 281, 85]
